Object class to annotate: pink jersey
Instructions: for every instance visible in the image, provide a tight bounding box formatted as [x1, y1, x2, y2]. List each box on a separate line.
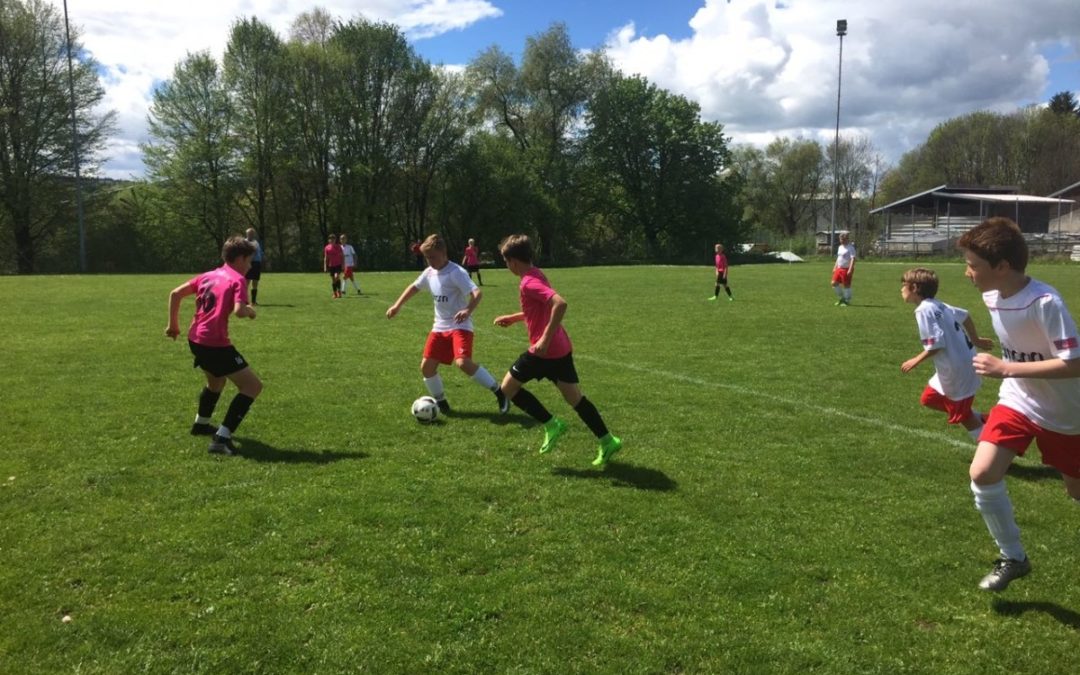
[464, 245, 479, 266]
[715, 253, 728, 273]
[324, 243, 343, 267]
[186, 264, 248, 347]
[519, 268, 572, 359]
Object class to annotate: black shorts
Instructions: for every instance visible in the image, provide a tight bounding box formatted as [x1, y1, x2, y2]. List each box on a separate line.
[510, 351, 579, 384]
[246, 261, 262, 281]
[189, 341, 249, 377]
[327, 265, 342, 276]
[715, 271, 728, 285]
[466, 264, 481, 273]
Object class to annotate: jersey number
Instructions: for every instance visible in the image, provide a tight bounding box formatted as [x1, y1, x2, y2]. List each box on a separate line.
[954, 321, 973, 350]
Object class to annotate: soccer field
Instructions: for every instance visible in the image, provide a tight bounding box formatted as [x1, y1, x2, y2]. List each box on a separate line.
[2, 262, 1079, 673]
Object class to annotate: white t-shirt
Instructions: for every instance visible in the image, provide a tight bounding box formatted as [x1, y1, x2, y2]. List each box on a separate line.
[983, 278, 1080, 434]
[835, 243, 856, 270]
[342, 244, 356, 268]
[413, 262, 478, 332]
[914, 298, 980, 400]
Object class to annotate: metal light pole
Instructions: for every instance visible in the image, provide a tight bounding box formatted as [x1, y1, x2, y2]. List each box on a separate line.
[829, 19, 846, 252]
[63, 0, 87, 273]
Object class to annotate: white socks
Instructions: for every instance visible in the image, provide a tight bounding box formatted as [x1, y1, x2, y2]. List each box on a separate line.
[833, 285, 844, 299]
[843, 287, 852, 302]
[424, 375, 445, 400]
[971, 480, 1025, 561]
[968, 426, 983, 441]
[195, 415, 211, 424]
[471, 366, 497, 390]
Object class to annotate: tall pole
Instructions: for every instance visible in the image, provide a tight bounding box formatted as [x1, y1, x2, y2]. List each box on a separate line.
[63, 0, 87, 273]
[829, 19, 846, 252]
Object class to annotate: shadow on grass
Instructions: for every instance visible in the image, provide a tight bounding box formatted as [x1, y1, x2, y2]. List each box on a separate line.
[1007, 463, 1061, 482]
[551, 462, 677, 492]
[444, 410, 537, 426]
[235, 438, 368, 464]
[993, 600, 1080, 631]
[252, 303, 296, 308]
[846, 304, 890, 309]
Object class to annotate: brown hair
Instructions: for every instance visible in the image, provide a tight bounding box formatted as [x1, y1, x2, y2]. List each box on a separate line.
[499, 234, 533, 263]
[957, 217, 1027, 272]
[222, 236, 256, 263]
[901, 267, 938, 299]
[420, 234, 446, 254]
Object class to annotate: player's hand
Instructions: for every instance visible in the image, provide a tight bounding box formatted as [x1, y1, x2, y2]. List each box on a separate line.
[900, 358, 919, 373]
[165, 325, 180, 340]
[973, 353, 1009, 379]
[494, 315, 513, 327]
[531, 339, 550, 356]
[973, 337, 993, 350]
[454, 309, 471, 323]
[386, 305, 399, 319]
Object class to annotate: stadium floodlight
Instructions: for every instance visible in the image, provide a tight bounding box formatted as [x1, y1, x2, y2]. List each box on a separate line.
[829, 19, 846, 253]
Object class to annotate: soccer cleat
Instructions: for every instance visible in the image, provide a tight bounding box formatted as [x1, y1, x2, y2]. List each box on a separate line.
[978, 556, 1031, 591]
[207, 434, 237, 456]
[190, 422, 217, 436]
[591, 434, 623, 467]
[834, 299, 843, 306]
[728, 296, 734, 302]
[495, 389, 510, 414]
[437, 399, 451, 414]
[539, 418, 568, 454]
[708, 296, 718, 301]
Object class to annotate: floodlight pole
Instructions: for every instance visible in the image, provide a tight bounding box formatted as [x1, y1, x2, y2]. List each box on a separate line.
[63, 0, 87, 273]
[829, 19, 846, 252]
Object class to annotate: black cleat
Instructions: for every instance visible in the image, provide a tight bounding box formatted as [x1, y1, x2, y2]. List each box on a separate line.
[437, 399, 451, 414]
[495, 389, 510, 414]
[978, 556, 1031, 591]
[208, 435, 237, 455]
[190, 423, 218, 436]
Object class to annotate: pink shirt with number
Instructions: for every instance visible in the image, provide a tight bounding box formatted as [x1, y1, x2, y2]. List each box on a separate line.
[186, 265, 248, 347]
[324, 243, 343, 267]
[464, 245, 479, 266]
[715, 253, 728, 274]
[519, 267, 572, 359]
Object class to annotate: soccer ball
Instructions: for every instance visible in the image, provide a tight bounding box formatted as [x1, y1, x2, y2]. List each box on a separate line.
[411, 396, 439, 423]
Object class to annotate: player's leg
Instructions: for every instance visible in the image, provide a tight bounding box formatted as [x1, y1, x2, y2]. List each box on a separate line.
[475, 268, 482, 286]
[722, 275, 733, 300]
[452, 331, 508, 413]
[1064, 475, 1080, 501]
[210, 366, 263, 454]
[193, 371, 226, 436]
[251, 278, 259, 305]
[960, 411, 984, 441]
[420, 357, 450, 413]
[969, 439, 1029, 590]
[843, 272, 853, 304]
[502, 360, 565, 453]
[554, 365, 621, 467]
[710, 272, 720, 300]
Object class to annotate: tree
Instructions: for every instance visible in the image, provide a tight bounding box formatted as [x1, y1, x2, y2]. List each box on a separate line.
[1048, 90, 1078, 117]
[765, 138, 825, 236]
[0, 0, 114, 272]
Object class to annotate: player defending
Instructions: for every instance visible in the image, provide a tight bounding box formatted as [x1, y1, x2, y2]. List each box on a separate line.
[386, 234, 509, 415]
[165, 236, 263, 455]
[831, 232, 856, 306]
[493, 234, 623, 467]
[957, 217, 1080, 591]
[340, 234, 361, 295]
[899, 268, 992, 441]
[462, 238, 483, 286]
[324, 234, 344, 298]
[245, 228, 263, 305]
[708, 243, 733, 301]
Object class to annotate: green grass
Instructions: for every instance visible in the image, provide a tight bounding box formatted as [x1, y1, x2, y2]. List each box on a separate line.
[2, 262, 1080, 673]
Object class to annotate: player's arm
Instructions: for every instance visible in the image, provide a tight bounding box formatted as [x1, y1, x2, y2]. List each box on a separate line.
[234, 303, 256, 320]
[455, 288, 482, 323]
[386, 285, 420, 319]
[901, 348, 938, 373]
[494, 312, 525, 327]
[532, 293, 567, 356]
[973, 354, 1080, 380]
[165, 283, 195, 339]
[962, 316, 993, 350]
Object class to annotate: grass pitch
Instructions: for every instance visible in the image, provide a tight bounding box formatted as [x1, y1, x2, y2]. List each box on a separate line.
[2, 262, 1080, 673]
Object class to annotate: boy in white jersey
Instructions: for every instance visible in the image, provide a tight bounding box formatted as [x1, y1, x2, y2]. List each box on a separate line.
[340, 234, 361, 294]
[386, 234, 509, 415]
[957, 217, 1080, 591]
[899, 267, 992, 440]
[831, 232, 856, 306]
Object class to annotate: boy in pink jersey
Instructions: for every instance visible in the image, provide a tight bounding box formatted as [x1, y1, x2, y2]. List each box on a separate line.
[494, 234, 622, 467]
[165, 236, 263, 455]
[323, 234, 344, 299]
[899, 267, 993, 440]
[462, 238, 483, 285]
[708, 243, 733, 301]
[957, 217, 1080, 591]
[386, 234, 508, 415]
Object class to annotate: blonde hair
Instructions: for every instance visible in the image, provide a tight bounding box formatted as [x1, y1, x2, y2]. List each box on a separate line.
[420, 234, 446, 254]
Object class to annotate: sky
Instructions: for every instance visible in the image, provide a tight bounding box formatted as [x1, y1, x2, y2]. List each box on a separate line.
[52, 0, 1080, 180]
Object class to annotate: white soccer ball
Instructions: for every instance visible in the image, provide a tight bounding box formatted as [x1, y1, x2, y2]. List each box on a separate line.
[411, 396, 439, 423]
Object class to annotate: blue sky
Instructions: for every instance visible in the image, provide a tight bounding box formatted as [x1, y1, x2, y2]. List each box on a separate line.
[56, 1, 1080, 180]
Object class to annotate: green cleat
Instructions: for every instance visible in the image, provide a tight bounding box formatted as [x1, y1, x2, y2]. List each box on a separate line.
[834, 299, 843, 306]
[728, 296, 734, 302]
[708, 296, 718, 301]
[539, 418, 568, 454]
[592, 434, 623, 467]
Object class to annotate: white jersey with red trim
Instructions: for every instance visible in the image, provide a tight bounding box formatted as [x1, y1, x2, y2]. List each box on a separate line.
[413, 262, 477, 332]
[914, 298, 980, 401]
[342, 244, 356, 268]
[835, 243, 855, 270]
[983, 278, 1080, 434]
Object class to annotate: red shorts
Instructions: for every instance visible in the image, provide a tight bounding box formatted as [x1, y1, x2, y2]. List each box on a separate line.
[979, 404, 1080, 478]
[423, 330, 474, 365]
[343, 266, 355, 280]
[920, 385, 976, 425]
[831, 267, 853, 286]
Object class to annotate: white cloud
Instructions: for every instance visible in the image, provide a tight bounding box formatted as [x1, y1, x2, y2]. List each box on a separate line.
[604, 0, 1080, 163]
[49, 1, 501, 178]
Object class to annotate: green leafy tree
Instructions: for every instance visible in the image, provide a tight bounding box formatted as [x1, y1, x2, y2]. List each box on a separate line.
[0, 0, 114, 272]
